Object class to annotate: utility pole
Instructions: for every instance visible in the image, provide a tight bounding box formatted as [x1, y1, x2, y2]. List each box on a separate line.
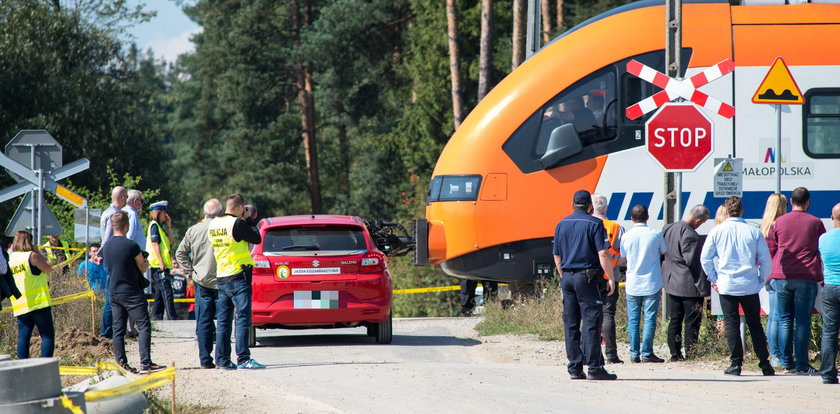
[664, 0, 682, 225]
[525, 0, 541, 59]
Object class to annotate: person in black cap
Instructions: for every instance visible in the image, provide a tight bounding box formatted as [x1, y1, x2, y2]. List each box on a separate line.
[553, 189, 617, 380]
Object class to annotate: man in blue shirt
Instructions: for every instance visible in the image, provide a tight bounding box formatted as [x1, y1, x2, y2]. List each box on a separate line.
[122, 189, 146, 251]
[620, 205, 667, 363]
[819, 203, 840, 384]
[553, 190, 617, 381]
[77, 244, 107, 292]
[700, 196, 774, 376]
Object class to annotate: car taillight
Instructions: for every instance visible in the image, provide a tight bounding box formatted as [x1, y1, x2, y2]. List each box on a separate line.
[252, 254, 270, 275]
[360, 252, 385, 273]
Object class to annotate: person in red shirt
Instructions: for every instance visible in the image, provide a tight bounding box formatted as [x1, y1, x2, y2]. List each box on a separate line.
[768, 187, 825, 375]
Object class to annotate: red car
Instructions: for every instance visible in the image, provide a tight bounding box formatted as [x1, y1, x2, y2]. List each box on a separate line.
[250, 215, 393, 345]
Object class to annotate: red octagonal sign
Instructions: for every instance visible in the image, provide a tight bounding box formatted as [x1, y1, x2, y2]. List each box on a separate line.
[645, 103, 714, 172]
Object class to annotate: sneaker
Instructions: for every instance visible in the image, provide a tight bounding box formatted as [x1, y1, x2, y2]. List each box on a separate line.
[669, 354, 685, 363]
[823, 377, 839, 384]
[569, 371, 586, 380]
[769, 356, 782, 367]
[796, 366, 819, 376]
[587, 368, 618, 381]
[783, 367, 797, 375]
[724, 365, 742, 376]
[641, 354, 665, 363]
[218, 362, 237, 371]
[120, 363, 138, 374]
[630, 356, 641, 363]
[200, 363, 217, 370]
[237, 359, 266, 370]
[759, 362, 775, 376]
[138, 363, 167, 374]
[606, 356, 624, 364]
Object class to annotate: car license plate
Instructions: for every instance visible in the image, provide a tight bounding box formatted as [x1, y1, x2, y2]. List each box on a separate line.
[294, 290, 339, 309]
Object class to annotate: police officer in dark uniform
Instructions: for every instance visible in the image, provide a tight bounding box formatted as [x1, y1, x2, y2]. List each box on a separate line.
[553, 190, 618, 380]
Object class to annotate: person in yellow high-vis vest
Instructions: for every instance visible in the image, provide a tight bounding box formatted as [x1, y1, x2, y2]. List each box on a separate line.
[208, 194, 263, 370]
[592, 194, 626, 365]
[147, 201, 177, 320]
[10, 231, 55, 359]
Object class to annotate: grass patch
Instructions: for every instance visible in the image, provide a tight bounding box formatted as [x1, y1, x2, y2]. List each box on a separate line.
[476, 281, 564, 340]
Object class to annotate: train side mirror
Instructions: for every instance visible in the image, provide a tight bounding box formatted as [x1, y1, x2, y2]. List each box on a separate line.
[540, 124, 582, 170]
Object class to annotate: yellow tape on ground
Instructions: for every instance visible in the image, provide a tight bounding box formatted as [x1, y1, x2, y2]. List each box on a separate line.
[60, 395, 85, 414]
[84, 367, 175, 402]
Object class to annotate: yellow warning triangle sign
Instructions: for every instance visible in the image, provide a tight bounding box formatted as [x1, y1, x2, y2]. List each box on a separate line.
[752, 57, 804, 105]
[723, 162, 733, 172]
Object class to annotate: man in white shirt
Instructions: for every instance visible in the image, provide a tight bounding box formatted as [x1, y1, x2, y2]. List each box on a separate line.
[700, 196, 774, 377]
[620, 204, 667, 363]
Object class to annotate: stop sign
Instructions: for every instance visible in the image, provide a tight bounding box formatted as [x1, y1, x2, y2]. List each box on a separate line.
[645, 103, 713, 171]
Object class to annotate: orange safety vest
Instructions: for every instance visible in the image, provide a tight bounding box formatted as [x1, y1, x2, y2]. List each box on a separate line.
[599, 217, 621, 273]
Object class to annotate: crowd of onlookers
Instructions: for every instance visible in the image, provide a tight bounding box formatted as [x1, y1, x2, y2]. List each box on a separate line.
[554, 188, 839, 384]
[0, 186, 265, 373]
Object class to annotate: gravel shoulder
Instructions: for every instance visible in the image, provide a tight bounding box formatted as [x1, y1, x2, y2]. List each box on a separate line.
[135, 318, 838, 414]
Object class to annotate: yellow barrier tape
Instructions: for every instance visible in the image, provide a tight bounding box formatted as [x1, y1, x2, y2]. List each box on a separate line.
[147, 298, 195, 303]
[60, 395, 85, 414]
[51, 290, 96, 306]
[38, 244, 87, 252]
[0, 290, 95, 314]
[84, 367, 175, 402]
[52, 250, 86, 269]
[394, 285, 461, 294]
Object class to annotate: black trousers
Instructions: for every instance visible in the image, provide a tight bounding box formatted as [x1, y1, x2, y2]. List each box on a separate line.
[667, 294, 704, 357]
[602, 282, 620, 359]
[719, 293, 770, 367]
[151, 268, 176, 320]
[562, 271, 605, 373]
[111, 292, 152, 368]
[459, 279, 498, 312]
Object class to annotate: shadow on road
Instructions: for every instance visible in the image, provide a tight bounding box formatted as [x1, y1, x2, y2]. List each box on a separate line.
[255, 334, 481, 348]
[620, 378, 764, 383]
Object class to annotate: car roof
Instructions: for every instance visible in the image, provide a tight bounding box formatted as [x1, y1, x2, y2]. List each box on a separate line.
[261, 215, 365, 228]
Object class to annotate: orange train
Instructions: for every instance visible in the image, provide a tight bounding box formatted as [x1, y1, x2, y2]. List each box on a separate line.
[416, 0, 840, 282]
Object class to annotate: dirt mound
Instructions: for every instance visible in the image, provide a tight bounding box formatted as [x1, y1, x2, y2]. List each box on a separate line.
[32, 328, 112, 364]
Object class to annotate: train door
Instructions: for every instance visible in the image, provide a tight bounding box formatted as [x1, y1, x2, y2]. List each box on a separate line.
[732, 16, 840, 219]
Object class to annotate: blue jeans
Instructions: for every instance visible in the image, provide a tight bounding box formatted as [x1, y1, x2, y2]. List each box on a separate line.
[16, 306, 55, 358]
[626, 291, 661, 358]
[764, 284, 780, 360]
[195, 283, 218, 366]
[773, 278, 818, 370]
[819, 284, 840, 381]
[101, 289, 113, 338]
[152, 268, 176, 320]
[215, 275, 252, 366]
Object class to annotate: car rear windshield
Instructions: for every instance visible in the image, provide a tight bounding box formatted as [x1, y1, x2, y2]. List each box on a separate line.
[263, 226, 367, 252]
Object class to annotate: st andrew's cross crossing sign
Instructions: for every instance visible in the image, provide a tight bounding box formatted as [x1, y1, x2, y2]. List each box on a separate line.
[645, 103, 714, 172]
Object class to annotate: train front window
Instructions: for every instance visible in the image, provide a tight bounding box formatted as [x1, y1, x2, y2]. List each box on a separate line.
[804, 89, 840, 158]
[502, 49, 692, 174]
[534, 71, 617, 158]
[428, 175, 482, 202]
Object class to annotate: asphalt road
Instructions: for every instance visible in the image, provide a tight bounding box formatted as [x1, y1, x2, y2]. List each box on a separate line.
[142, 318, 839, 414]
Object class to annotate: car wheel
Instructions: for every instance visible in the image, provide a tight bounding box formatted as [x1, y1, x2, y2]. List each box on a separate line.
[375, 313, 392, 344]
[248, 325, 257, 348]
[366, 324, 377, 337]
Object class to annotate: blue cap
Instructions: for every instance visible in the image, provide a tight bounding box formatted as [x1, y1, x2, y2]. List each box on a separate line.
[573, 190, 592, 205]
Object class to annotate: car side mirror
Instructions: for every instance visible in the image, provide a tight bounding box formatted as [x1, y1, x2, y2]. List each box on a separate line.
[540, 123, 583, 170]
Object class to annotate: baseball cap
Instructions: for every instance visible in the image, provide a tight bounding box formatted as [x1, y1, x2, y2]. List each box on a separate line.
[573, 190, 592, 205]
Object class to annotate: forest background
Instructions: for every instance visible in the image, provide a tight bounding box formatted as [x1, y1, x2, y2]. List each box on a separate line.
[0, 0, 634, 316]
